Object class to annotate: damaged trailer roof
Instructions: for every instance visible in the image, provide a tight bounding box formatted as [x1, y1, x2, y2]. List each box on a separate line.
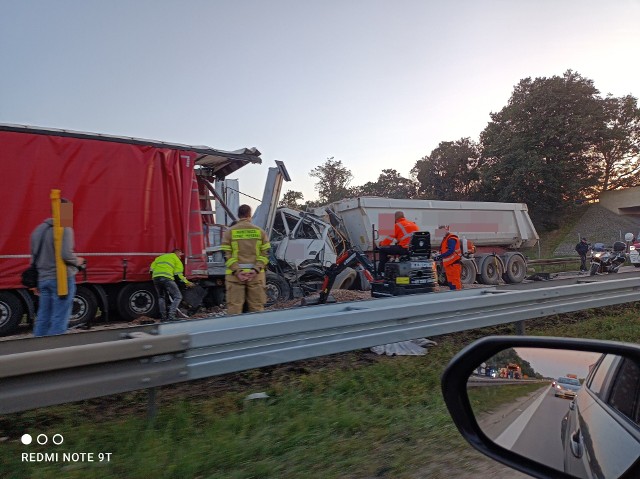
[0, 123, 262, 179]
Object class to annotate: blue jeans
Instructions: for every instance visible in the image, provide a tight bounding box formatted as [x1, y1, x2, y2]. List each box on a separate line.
[34, 276, 76, 337]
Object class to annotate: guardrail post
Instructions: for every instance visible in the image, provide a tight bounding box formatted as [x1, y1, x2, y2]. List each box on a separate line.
[147, 387, 157, 421]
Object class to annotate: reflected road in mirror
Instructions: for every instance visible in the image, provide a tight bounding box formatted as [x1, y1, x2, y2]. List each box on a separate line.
[467, 347, 640, 479]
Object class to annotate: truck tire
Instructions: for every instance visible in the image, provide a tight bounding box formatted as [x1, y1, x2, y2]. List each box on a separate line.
[116, 282, 159, 321]
[298, 267, 325, 294]
[204, 286, 225, 307]
[334, 267, 357, 290]
[69, 286, 98, 328]
[460, 258, 476, 285]
[480, 255, 502, 285]
[265, 272, 291, 306]
[0, 291, 23, 336]
[502, 254, 526, 284]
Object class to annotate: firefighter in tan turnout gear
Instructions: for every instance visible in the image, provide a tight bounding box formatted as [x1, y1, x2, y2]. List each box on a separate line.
[220, 204, 271, 314]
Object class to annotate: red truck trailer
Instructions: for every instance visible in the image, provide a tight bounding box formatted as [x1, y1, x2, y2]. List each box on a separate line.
[0, 124, 263, 335]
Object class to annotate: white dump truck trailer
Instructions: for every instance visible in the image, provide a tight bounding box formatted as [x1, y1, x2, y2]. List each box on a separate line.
[318, 197, 539, 285]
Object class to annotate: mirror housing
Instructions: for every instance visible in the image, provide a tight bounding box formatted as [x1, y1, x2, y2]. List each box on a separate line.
[441, 336, 640, 479]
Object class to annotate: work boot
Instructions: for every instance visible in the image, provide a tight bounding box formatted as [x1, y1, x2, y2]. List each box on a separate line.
[167, 314, 177, 322]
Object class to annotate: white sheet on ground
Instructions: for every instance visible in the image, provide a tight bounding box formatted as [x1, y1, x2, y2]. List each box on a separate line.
[370, 338, 437, 356]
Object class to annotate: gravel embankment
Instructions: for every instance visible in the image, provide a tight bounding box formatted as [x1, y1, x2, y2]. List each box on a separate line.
[553, 204, 639, 256]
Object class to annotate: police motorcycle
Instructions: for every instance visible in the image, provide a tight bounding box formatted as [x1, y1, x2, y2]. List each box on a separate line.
[589, 241, 627, 276]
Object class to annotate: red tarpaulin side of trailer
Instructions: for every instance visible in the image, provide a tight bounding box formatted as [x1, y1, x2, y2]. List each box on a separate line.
[0, 130, 207, 289]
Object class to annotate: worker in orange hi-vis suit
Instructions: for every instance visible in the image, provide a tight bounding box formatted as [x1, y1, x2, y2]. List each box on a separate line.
[433, 224, 462, 290]
[376, 211, 419, 275]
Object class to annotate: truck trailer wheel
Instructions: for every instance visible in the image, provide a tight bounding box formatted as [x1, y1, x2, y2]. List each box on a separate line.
[334, 267, 357, 290]
[460, 258, 476, 285]
[265, 271, 291, 306]
[204, 286, 226, 307]
[480, 255, 502, 285]
[69, 286, 98, 328]
[116, 282, 159, 321]
[0, 291, 23, 336]
[502, 254, 526, 284]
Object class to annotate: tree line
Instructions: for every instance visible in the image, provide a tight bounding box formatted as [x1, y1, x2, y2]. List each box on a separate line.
[279, 71, 640, 230]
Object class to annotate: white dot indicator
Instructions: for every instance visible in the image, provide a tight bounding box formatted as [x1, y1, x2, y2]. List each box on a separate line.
[21, 434, 33, 445]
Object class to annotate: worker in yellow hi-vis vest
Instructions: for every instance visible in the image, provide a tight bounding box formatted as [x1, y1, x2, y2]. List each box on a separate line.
[220, 204, 270, 315]
[150, 248, 195, 321]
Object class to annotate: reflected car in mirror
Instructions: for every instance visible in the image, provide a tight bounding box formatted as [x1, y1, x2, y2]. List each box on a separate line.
[552, 377, 581, 399]
[561, 353, 640, 479]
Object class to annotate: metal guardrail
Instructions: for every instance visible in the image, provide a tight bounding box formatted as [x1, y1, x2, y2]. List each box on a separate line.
[1, 278, 639, 414]
[527, 257, 579, 266]
[467, 377, 547, 387]
[1, 332, 190, 414]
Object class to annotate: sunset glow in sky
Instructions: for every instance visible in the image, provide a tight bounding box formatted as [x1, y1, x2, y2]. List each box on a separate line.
[2, 1, 639, 206]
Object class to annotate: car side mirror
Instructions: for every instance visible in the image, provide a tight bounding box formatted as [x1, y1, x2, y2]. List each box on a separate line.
[441, 336, 640, 479]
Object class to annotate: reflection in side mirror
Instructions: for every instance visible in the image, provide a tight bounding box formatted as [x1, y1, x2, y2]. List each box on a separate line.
[442, 338, 640, 479]
[466, 347, 640, 479]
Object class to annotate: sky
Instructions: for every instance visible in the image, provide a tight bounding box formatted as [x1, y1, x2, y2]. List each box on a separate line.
[2, 1, 639, 209]
[514, 348, 602, 379]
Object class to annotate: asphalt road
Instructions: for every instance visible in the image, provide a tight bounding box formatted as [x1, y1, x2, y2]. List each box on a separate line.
[480, 385, 574, 473]
[496, 266, 640, 291]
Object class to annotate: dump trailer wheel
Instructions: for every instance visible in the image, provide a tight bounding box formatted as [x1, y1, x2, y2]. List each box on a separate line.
[116, 282, 159, 321]
[460, 258, 476, 285]
[480, 255, 502, 285]
[503, 254, 527, 284]
[69, 286, 98, 328]
[0, 291, 23, 336]
[265, 271, 291, 306]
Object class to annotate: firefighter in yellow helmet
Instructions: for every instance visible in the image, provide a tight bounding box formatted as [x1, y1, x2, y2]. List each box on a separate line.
[220, 204, 271, 314]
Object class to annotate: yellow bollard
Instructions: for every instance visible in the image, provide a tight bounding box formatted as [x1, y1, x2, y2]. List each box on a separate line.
[51, 190, 69, 296]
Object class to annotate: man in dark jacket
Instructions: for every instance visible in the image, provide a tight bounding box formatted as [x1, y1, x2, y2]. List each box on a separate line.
[31, 199, 85, 336]
[575, 237, 589, 272]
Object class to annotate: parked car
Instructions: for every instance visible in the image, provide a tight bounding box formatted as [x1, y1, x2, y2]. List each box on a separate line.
[552, 376, 581, 399]
[441, 336, 640, 479]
